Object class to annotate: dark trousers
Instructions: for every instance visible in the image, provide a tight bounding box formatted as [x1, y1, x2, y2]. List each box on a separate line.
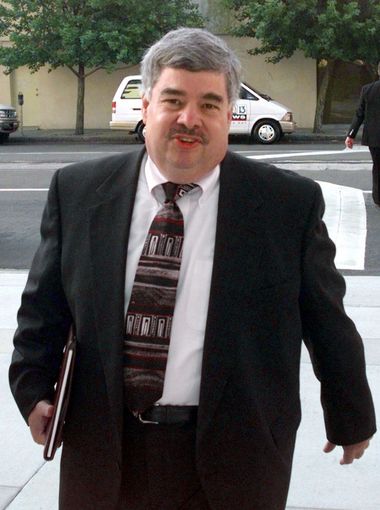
[119, 411, 211, 510]
[369, 147, 380, 205]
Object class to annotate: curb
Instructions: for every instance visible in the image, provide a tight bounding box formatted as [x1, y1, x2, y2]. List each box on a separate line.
[5, 133, 347, 145]
[6, 134, 138, 145]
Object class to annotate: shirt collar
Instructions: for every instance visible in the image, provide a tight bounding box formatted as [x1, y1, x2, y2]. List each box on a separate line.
[144, 156, 220, 206]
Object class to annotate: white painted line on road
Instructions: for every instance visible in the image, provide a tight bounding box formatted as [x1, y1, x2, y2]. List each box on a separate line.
[0, 151, 118, 155]
[317, 181, 366, 271]
[1, 148, 369, 158]
[0, 162, 70, 170]
[276, 162, 371, 172]
[0, 188, 48, 191]
[236, 149, 308, 155]
[248, 147, 369, 160]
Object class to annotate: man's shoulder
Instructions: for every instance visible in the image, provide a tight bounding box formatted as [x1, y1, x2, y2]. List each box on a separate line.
[221, 151, 321, 217]
[222, 150, 317, 191]
[58, 149, 143, 181]
[50, 149, 144, 205]
[361, 79, 380, 95]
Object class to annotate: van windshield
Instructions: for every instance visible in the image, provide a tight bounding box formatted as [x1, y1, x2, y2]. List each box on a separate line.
[242, 82, 272, 101]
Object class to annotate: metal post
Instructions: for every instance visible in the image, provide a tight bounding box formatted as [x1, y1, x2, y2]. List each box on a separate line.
[18, 92, 24, 136]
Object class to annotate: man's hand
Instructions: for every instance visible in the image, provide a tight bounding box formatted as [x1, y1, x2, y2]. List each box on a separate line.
[345, 136, 354, 149]
[324, 438, 371, 465]
[28, 400, 54, 445]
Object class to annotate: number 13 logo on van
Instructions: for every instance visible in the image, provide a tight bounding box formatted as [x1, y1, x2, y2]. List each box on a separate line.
[232, 104, 247, 121]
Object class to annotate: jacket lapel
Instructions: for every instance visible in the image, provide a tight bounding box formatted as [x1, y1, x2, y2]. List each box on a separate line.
[88, 150, 144, 445]
[198, 152, 265, 435]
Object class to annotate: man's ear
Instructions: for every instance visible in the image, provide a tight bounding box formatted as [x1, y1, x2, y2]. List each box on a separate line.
[227, 107, 233, 124]
[142, 95, 149, 124]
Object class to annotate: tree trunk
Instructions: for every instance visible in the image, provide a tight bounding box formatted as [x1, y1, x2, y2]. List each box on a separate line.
[313, 59, 335, 133]
[75, 64, 85, 135]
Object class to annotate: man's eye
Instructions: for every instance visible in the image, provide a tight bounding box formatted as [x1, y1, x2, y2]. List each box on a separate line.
[203, 103, 219, 110]
[163, 98, 181, 107]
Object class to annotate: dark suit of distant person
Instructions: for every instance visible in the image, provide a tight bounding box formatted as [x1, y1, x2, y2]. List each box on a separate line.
[346, 66, 380, 205]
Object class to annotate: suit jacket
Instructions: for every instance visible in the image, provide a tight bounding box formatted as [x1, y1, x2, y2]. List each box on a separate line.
[9, 149, 376, 510]
[348, 79, 380, 147]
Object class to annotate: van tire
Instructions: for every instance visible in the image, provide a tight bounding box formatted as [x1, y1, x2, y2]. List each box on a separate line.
[136, 123, 146, 143]
[0, 133, 10, 144]
[252, 120, 281, 144]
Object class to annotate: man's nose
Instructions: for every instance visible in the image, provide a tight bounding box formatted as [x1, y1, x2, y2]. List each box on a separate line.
[177, 104, 201, 129]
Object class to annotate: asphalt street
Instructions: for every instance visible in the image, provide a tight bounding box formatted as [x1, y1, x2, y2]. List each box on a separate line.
[1, 140, 378, 273]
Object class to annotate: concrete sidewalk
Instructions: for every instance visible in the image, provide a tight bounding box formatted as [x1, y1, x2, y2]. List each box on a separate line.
[0, 270, 379, 510]
[4, 124, 352, 145]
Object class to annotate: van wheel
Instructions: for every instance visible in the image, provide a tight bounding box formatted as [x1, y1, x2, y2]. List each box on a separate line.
[0, 133, 9, 144]
[136, 123, 146, 143]
[252, 120, 281, 144]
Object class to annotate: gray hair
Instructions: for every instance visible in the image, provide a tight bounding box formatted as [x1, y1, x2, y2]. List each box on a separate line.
[141, 28, 242, 104]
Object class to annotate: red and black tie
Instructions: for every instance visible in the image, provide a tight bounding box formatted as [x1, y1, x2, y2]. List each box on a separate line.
[123, 182, 197, 413]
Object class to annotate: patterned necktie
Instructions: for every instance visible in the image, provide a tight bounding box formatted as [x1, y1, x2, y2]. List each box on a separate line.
[123, 181, 198, 413]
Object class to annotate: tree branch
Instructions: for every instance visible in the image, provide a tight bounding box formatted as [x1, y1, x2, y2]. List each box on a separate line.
[67, 65, 79, 77]
[84, 67, 103, 78]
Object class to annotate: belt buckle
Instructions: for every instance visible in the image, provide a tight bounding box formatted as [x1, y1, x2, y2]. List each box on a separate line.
[132, 410, 159, 425]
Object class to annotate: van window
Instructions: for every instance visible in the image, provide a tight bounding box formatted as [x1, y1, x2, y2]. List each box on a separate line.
[121, 80, 142, 99]
[239, 87, 258, 101]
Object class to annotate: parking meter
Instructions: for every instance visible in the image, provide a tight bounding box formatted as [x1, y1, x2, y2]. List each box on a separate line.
[18, 92, 24, 106]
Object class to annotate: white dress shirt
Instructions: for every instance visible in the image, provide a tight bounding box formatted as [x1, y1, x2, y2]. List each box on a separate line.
[125, 156, 219, 405]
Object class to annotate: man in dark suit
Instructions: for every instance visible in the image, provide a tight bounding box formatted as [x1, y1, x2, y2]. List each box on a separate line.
[9, 28, 376, 510]
[346, 63, 380, 205]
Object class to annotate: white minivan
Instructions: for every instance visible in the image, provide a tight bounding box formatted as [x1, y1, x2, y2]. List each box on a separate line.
[110, 75, 296, 144]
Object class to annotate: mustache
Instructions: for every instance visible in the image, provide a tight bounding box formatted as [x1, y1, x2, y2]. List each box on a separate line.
[168, 127, 209, 144]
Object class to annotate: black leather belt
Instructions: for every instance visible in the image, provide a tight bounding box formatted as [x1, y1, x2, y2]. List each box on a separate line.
[132, 405, 198, 425]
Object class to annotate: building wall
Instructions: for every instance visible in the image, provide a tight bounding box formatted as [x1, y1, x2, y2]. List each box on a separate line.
[3, 63, 140, 130]
[0, 35, 13, 105]
[0, 66, 12, 105]
[9, 68, 41, 127]
[0, 36, 12, 106]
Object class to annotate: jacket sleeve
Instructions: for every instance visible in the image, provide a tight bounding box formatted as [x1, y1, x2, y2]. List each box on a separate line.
[9, 169, 72, 423]
[299, 183, 376, 445]
[347, 85, 366, 138]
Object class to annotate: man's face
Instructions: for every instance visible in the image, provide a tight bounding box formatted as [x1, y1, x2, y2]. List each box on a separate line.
[142, 67, 232, 183]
